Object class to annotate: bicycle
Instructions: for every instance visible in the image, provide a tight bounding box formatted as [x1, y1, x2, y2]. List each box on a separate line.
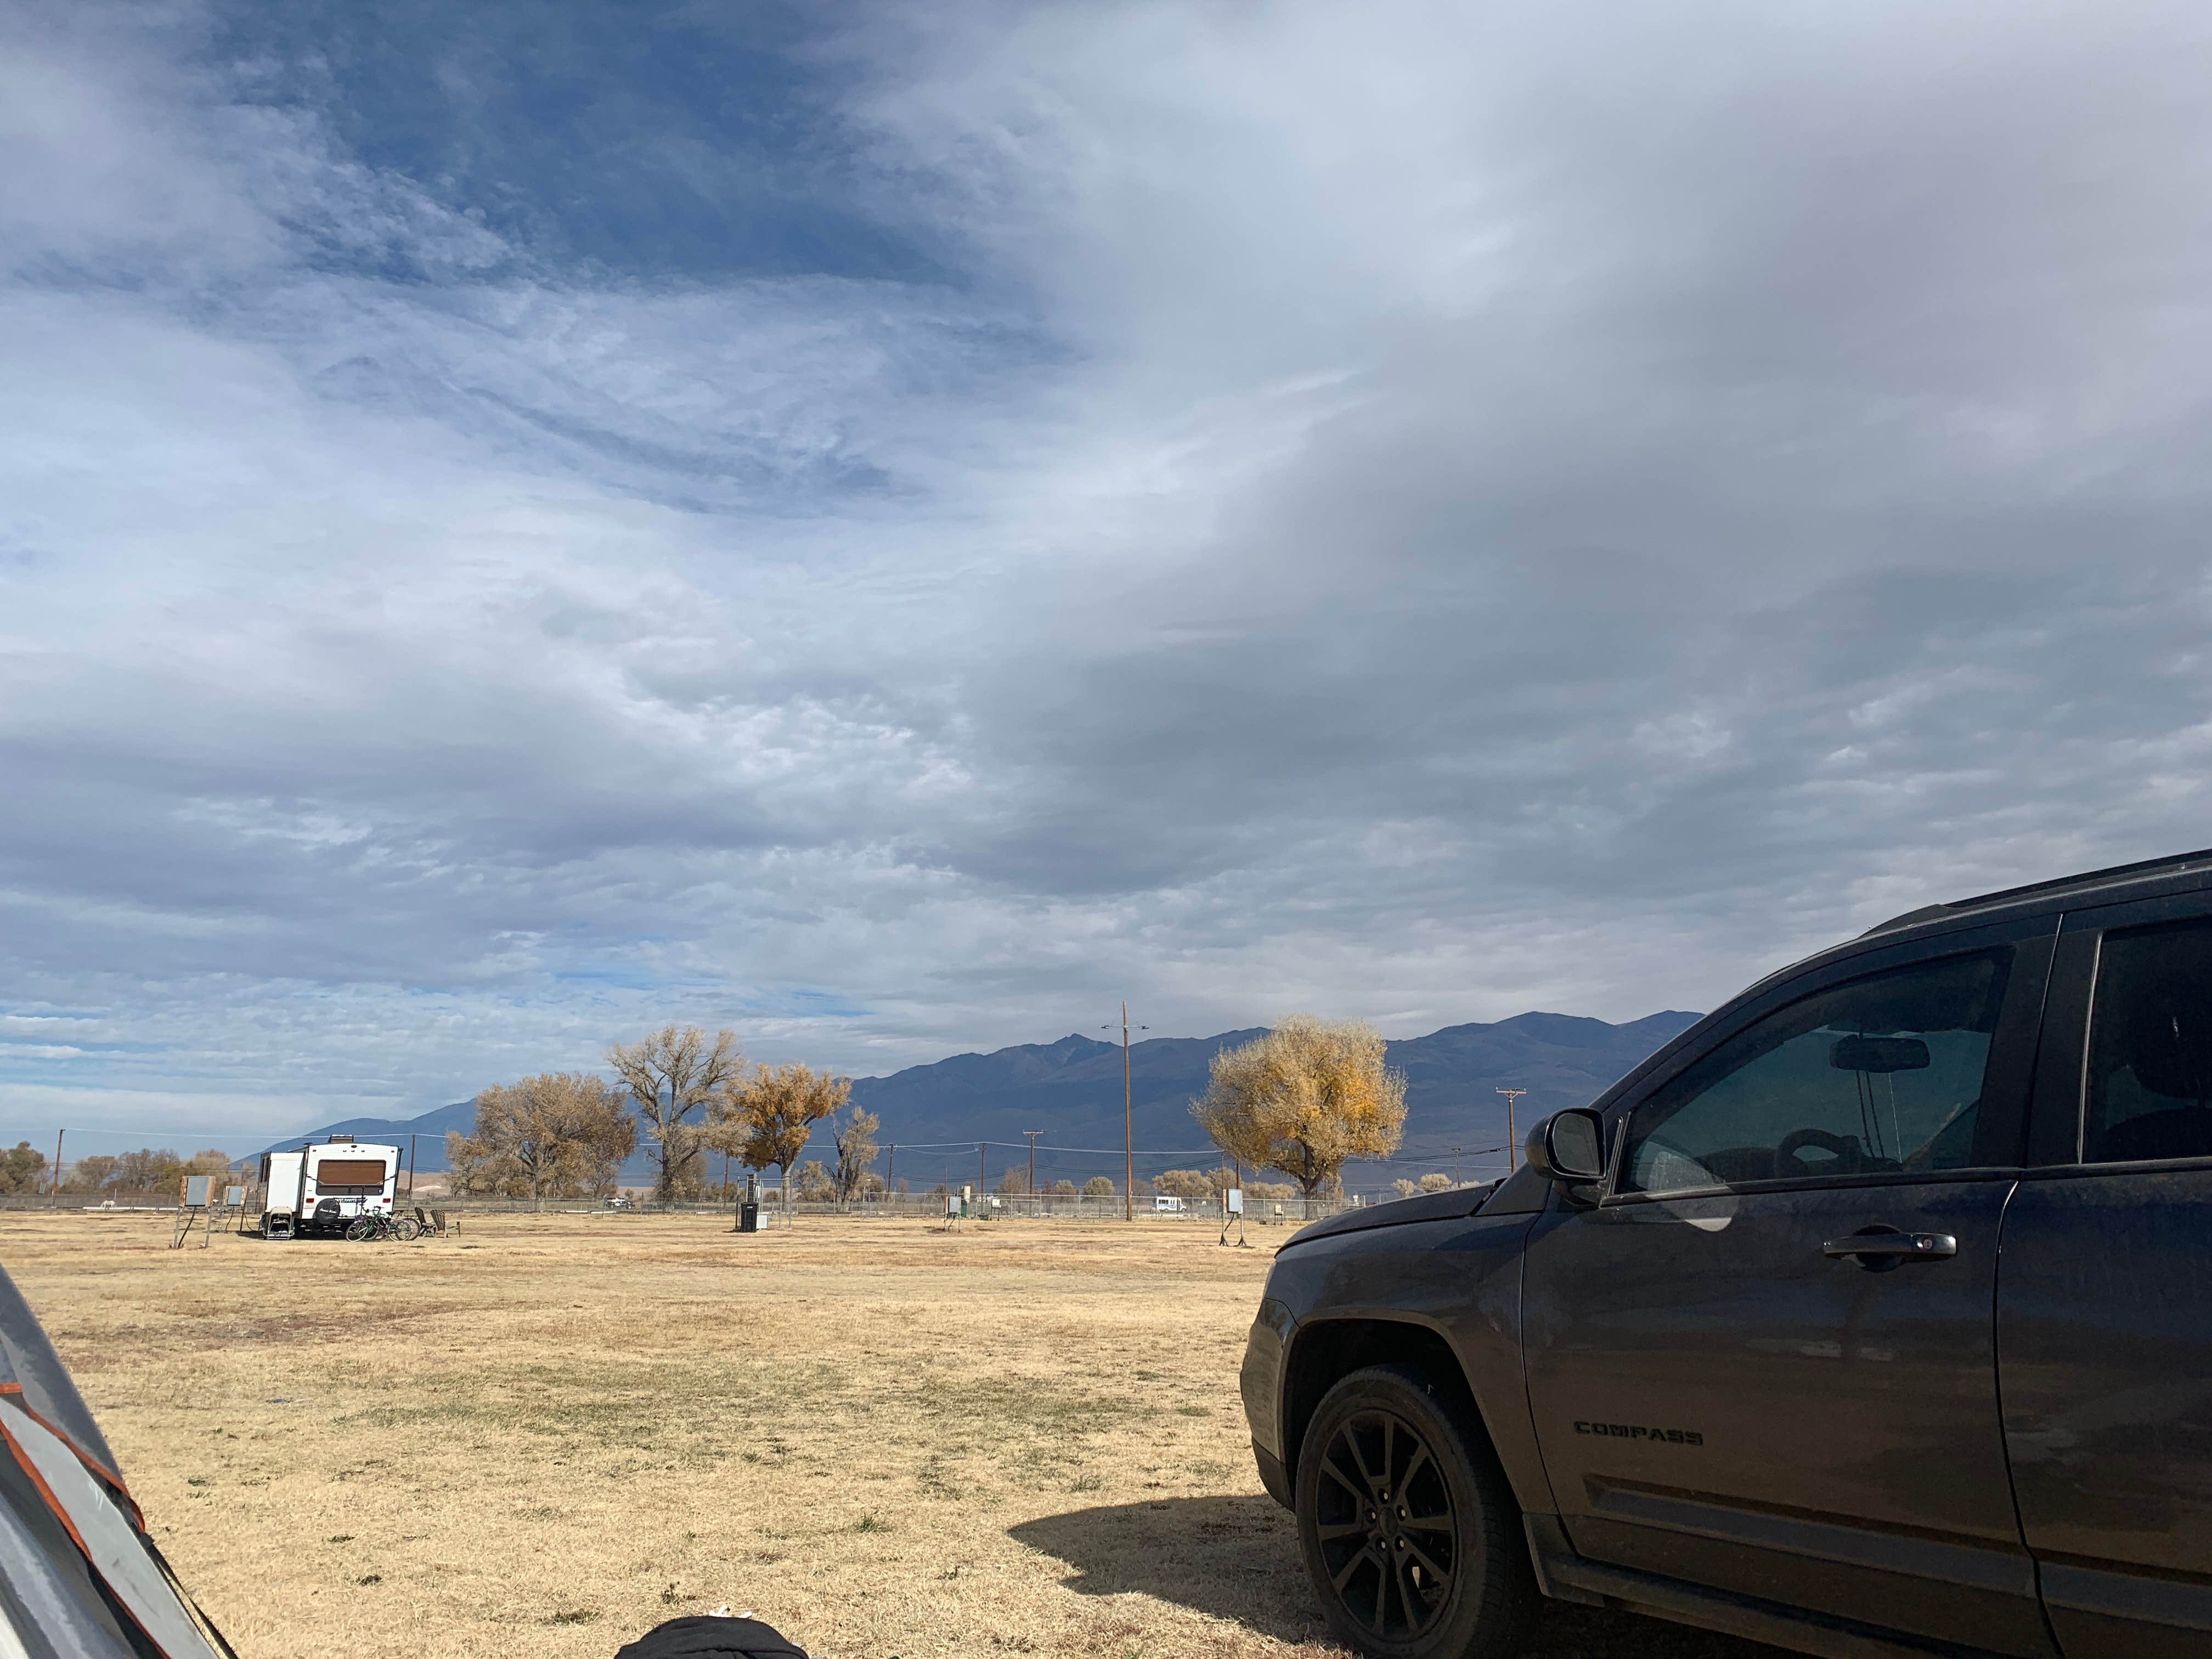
[344, 1212, 423, 1243]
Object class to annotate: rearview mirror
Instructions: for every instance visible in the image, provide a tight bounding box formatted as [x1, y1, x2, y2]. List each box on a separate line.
[1830, 1035, 1929, 1074]
[1526, 1108, 1605, 1183]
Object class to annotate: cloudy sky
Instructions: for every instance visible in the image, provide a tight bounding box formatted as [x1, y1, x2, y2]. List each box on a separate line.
[7, 0, 2212, 1142]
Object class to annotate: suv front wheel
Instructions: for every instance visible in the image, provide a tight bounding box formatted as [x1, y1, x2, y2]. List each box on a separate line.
[1295, 1363, 1533, 1659]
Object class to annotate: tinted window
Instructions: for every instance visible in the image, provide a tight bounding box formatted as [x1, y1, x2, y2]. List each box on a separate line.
[1622, 952, 2009, 1197]
[2086, 919, 2212, 1163]
[312, 1159, 387, 1188]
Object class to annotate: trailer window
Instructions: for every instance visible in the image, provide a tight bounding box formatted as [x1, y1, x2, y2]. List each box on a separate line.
[313, 1159, 387, 1188]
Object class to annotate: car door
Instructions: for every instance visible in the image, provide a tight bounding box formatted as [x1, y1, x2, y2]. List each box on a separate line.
[2000, 893, 2212, 1658]
[1520, 918, 2057, 1657]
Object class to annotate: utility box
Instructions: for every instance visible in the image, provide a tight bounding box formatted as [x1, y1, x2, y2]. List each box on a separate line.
[739, 1201, 761, 1233]
[180, 1175, 212, 1206]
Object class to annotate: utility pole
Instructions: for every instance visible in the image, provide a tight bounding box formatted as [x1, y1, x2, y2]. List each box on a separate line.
[979, 1141, 986, 1203]
[1104, 1002, 1146, 1221]
[1452, 1144, 1462, 1186]
[1497, 1088, 1527, 1171]
[887, 1143, 895, 1201]
[1023, 1130, 1043, 1207]
[49, 1129, 63, 1207]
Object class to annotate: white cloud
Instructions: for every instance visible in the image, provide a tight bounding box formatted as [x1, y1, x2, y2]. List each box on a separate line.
[7, 1, 2212, 1141]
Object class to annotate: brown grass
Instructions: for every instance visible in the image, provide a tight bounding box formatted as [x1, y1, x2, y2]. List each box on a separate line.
[3, 1211, 1781, 1659]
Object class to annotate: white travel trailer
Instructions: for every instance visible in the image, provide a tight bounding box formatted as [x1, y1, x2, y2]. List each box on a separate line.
[258, 1138, 400, 1239]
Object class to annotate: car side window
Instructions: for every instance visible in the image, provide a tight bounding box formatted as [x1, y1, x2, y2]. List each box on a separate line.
[2085, 918, 2212, 1163]
[1620, 951, 2010, 1198]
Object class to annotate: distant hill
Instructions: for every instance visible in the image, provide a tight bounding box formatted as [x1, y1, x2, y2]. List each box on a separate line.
[267, 1010, 1701, 1189]
[847, 1010, 1700, 1188]
[256, 1098, 478, 1168]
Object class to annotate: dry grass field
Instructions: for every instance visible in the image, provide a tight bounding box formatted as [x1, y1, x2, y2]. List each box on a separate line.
[1, 1211, 1787, 1659]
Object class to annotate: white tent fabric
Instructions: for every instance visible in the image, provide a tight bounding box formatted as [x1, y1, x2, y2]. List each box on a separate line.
[0, 1266, 232, 1659]
[0, 1398, 222, 1659]
[0, 1270, 118, 1488]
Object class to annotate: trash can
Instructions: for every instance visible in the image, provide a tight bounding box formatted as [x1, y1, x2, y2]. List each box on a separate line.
[739, 1201, 760, 1233]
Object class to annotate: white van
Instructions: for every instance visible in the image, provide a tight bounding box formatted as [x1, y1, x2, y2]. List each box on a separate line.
[1153, 1194, 1186, 1214]
[259, 1138, 400, 1238]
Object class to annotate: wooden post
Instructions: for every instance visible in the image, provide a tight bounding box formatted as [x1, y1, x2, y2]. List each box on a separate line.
[1497, 1088, 1527, 1171]
[1121, 1002, 1133, 1222]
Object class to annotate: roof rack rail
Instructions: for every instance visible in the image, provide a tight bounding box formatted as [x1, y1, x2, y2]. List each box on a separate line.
[1862, 847, 2212, 938]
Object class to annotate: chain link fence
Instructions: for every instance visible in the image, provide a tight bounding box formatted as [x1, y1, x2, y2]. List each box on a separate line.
[0, 1188, 1372, 1226]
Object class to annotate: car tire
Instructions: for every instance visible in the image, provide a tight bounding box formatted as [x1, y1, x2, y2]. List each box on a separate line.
[1295, 1363, 1534, 1659]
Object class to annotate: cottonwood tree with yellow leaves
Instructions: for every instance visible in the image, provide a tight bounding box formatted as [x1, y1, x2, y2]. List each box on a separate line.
[713, 1062, 849, 1217]
[1192, 1014, 1407, 1198]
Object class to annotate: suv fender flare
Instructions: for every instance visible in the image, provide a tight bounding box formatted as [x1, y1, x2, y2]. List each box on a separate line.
[1278, 1312, 1556, 1523]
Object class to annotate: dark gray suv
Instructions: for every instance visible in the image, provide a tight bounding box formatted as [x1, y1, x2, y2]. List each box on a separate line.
[1240, 850, 2212, 1659]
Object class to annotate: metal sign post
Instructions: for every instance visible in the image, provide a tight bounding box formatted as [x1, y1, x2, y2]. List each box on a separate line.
[1221, 1186, 1247, 1248]
[170, 1175, 213, 1250]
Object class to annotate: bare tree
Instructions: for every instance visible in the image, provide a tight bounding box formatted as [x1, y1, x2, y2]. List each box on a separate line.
[61, 1155, 119, 1194]
[1418, 1171, 1454, 1193]
[1393, 1177, 1420, 1198]
[1081, 1176, 1115, 1198]
[469, 1073, 636, 1209]
[714, 1062, 848, 1217]
[1155, 1169, 1212, 1202]
[830, 1107, 880, 1209]
[1192, 1014, 1407, 1198]
[607, 1026, 743, 1203]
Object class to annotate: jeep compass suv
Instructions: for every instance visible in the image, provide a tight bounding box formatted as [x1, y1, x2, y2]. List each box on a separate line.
[1241, 849, 2212, 1659]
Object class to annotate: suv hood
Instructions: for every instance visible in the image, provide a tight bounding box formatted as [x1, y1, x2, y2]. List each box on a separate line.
[1280, 1182, 1500, 1250]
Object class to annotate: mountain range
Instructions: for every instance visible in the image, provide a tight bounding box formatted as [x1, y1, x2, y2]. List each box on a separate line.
[266, 1009, 1701, 1190]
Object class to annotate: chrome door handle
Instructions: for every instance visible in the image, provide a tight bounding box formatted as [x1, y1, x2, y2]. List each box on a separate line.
[1823, 1231, 1957, 1262]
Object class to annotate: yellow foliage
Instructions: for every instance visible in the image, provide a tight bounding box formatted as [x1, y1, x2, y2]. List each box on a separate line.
[712, 1062, 850, 1209]
[1191, 1014, 1406, 1197]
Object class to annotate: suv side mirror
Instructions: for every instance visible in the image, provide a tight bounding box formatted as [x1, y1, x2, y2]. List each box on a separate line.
[1526, 1108, 1606, 1183]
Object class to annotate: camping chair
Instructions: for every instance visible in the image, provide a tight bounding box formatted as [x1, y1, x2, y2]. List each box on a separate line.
[416, 1207, 456, 1236]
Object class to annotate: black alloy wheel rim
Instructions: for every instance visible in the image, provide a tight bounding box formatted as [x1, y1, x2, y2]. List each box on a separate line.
[1313, 1407, 1458, 1641]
